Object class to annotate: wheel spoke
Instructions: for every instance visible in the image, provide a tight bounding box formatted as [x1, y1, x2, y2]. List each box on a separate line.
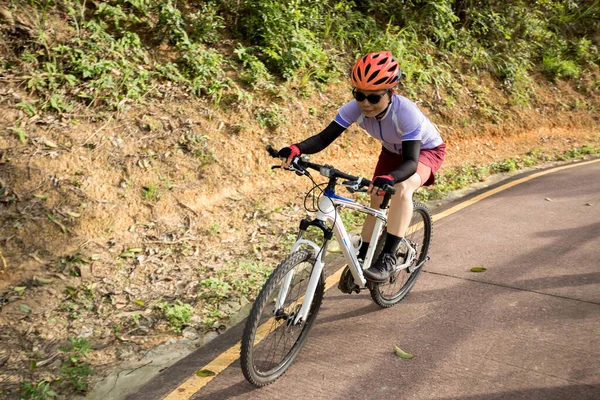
[241, 250, 324, 385]
[370, 203, 432, 307]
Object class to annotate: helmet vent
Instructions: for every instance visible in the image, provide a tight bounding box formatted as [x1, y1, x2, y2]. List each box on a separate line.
[367, 71, 380, 83]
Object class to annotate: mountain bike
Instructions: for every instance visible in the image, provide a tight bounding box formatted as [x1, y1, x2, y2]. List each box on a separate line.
[240, 145, 432, 387]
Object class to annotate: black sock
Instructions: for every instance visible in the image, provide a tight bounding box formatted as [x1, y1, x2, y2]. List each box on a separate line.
[382, 233, 403, 255]
[358, 241, 370, 259]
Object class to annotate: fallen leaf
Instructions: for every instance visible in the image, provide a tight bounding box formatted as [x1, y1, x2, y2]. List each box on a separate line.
[470, 267, 487, 272]
[44, 140, 58, 148]
[66, 211, 81, 218]
[13, 286, 26, 296]
[195, 369, 216, 377]
[33, 276, 53, 285]
[19, 304, 31, 314]
[128, 248, 143, 253]
[120, 252, 136, 258]
[33, 194, 47, 200]
[0, 7, 15, 26]
[394, 344, 413, 359]
[65, 286, 78, 298]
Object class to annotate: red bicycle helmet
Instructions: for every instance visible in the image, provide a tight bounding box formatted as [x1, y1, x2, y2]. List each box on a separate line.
[351, 51, 401, 91]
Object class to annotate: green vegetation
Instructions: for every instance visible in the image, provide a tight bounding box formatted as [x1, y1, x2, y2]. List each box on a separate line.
[198, 260, 273, 327]
[141, 183, 160, 201]
[58, 337, 95, 393]
[156, 300, 194, 333]
[199, 260, 272, 301]
[19, 380, 57, 400]
[3, 0, 599, 115]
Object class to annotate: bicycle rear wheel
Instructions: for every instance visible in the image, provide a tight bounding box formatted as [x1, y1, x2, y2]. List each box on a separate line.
[370, 202, 432, 308]
[240, 249, 324, 387]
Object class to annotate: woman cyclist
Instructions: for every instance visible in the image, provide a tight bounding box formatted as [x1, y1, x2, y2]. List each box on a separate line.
[279, 51, 445, 283]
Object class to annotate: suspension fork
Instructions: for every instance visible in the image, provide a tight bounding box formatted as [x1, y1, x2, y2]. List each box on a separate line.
[275, 218, 333, 324]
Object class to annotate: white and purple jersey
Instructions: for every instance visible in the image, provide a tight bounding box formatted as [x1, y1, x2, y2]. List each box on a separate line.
[334, 94, 443, 155]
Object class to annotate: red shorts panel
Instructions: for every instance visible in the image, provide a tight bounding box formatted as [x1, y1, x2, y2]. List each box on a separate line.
[373, 143, 446, 186]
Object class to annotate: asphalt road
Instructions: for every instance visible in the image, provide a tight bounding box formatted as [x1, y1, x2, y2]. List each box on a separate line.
[128, 159, 600, 400]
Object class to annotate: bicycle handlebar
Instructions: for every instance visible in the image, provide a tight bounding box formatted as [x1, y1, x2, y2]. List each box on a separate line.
[266, 145, 396, 194]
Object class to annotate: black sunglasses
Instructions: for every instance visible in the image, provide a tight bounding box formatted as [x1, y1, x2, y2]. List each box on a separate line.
[352, 89, 389, 104]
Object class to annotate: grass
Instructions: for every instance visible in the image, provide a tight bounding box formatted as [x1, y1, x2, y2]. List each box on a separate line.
[141, 183, 160, 201]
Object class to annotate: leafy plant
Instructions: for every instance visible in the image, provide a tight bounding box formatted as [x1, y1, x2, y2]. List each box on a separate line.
[156, 300, 193, 333]
[199, 277, 232, 302]
[58, 337, 94, 393]
[177, 134, 218, 166]
[235, 45, 275, 90]
[256, 105, 288, 130]
[19, 380, 57, 400]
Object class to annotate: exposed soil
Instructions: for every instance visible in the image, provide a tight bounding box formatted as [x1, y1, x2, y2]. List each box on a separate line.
[1, 71, 600, 398]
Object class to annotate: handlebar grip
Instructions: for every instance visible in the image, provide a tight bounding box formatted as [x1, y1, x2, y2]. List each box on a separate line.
[266, 145, 280, 158]
[382, 184, 396, 194]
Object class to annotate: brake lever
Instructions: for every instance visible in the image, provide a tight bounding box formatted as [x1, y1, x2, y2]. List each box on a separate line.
[271, 160, 308, 177]
[341, 177, 368, 193]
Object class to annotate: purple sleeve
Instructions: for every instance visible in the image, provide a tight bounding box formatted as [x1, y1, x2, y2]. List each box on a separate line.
[334, 100, 361, 128]
[398, 101, 424, 141]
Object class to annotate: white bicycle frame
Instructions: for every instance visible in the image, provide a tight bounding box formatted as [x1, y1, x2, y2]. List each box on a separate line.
[275, 188, 388, 325]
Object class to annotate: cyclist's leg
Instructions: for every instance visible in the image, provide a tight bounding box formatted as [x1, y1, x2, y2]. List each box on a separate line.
[360, 195, 384, 240]
[362, 162, 430, 239]
[388, 162, 432, 236]
[387, 168, 427, 237]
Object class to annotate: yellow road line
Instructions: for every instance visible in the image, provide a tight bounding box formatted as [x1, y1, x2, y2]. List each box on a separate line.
[164, 158, 600, 399]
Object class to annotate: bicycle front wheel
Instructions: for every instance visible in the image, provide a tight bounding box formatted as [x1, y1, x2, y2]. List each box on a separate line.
[370, 202, 432, 308]
[240, 249, 324, 387]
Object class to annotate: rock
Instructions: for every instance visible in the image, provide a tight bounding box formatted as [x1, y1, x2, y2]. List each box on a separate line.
[239, 296, 250, 308]
[78, 326, 94, 339]
[190, 315, 202, 326]
[49, 358, 63, 369]
[181, 327, 198, 340]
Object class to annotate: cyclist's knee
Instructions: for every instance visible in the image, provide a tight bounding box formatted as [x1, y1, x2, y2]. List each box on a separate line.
[393, 174, 421, 198]
[393, 181, 414, 198]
